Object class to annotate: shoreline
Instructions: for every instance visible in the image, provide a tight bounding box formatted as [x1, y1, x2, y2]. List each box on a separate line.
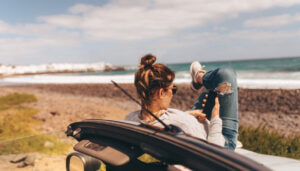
[2, 81, 300, 89]
[0, 78, 300, 90]
[1, 72, 300, 89]
[0, 67, 126, 79]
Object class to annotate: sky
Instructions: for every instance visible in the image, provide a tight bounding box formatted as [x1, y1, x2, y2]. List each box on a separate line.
[0, 0, 300, 66]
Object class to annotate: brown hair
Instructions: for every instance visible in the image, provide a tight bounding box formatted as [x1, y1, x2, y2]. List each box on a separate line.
[135, 54, 175, 106]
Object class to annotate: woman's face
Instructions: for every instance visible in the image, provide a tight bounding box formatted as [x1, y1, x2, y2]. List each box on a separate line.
[158, 83, 174, 110]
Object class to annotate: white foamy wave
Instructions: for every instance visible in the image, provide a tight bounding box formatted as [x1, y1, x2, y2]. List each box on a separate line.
[1, 74, 300, 89]
[0, 74, 134, 84]
[0, 62, 112, 75]
[237, 71, 300, 80]
[175, 71, 191, 79]
[238, 79, 300, 89]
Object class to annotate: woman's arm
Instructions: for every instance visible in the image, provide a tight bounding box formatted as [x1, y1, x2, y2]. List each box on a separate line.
[187, 110, 206, 123]
[207, 97, 225, 146]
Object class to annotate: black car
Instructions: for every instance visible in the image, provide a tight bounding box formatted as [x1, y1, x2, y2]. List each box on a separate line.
[65, 119, 271, 171]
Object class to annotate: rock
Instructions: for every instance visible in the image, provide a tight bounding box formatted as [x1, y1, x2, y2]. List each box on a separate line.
[44, 141, 55, 148]
[10, 154, 27, 163]
[24, 154, 36, 166]
[11, 154, 36, 168]
[33, 115, 46, 122]
[17, 162, 28, 168]
[50, 111, 59, 116]
[104, 65, 126, 72]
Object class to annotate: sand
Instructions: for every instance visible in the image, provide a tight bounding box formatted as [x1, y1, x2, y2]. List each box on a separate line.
[1, 83, 299, 135]
[0, 83, 299, 170]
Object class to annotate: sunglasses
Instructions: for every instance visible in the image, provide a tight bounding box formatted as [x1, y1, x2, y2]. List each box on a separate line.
[172, 85, 177, 95]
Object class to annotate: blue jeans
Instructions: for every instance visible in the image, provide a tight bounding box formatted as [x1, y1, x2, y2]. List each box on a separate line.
[192, 67, 238, 150]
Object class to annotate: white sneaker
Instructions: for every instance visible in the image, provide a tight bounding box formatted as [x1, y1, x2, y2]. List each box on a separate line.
[236, 140, 243, 148]
[190, 61, 205, 91]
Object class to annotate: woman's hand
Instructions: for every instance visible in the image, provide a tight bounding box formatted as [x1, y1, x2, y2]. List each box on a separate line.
[211, 96, 220, 119]
[188, 110, 207, 123]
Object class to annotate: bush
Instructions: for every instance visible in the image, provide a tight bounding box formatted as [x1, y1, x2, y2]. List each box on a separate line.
[238, 125, 300, 159]
[0, 134, 70, 155]
[0, 93, 37, 111]
[0, 107, 40, 140]
[0, 93, 70, 155]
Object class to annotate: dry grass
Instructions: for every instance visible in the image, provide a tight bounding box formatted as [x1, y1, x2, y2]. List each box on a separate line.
[0, 93, 71, 155]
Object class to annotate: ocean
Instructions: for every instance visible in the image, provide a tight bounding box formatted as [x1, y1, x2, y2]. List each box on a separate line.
[1, 57, 300, 89]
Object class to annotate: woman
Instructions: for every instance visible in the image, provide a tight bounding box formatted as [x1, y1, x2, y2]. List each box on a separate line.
[190, 61, 238, 150]
[125, 54, 225, 147]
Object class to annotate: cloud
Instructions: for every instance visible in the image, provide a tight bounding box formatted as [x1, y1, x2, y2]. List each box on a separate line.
[3, 1, 300, 40]
[0, 20, 11, 33]
[68, 4, 95, 14]
[244, 14, 300, 27]
[0, 35, 80, 57]
[38, 0, 300, 41]
[1, 0, 300, 64]
[0, 19, 81, 61]
[185, 29, 300, 43]
[0, 19, 58, 36]
[38, 15, 81, 28]
[228, 29, 300, 40]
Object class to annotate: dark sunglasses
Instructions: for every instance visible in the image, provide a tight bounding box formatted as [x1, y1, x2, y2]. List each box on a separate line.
[172, 85, 177, 95]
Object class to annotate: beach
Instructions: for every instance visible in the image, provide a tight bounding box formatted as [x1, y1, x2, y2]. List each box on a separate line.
[1, 83, 299, 135]
[0, 83, 299, 170]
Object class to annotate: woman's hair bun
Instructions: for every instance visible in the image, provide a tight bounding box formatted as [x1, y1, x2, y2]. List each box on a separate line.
[140, 54, 156, 67]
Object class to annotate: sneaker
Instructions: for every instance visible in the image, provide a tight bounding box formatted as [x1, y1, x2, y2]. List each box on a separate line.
[236, 140, 243, 148]
[190, 61, 205, 91]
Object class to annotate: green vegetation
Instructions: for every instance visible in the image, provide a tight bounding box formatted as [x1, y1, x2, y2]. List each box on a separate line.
[0, 93, 37, 111]
[0, 107, 40, 140]
[0, 134, 70, 155]
[0, 93, 70, 155]
[239, 125, 300, 159]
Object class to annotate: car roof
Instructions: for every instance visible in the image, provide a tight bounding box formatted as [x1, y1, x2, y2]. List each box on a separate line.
[67, 119, 271, 171]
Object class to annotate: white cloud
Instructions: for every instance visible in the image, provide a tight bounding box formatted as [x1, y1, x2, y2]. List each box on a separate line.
[244, 14, 300, 27]
[38, 15, 82, 28]
[0, 20, 57, 36]
[38, 0, 300, 41]
[0, 20, 11, 33]
[184, 29, 300, 43]
[0, 36, 80, 57]
[1, 0, 300, 64]
[0, 19, 81, 60]
[228, 29, 300, 40]
[3, 0, 300, 40]
[68, 4, 95, 14]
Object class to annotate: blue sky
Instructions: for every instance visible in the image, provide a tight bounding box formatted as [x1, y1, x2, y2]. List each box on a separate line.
[0, 0, 300, 66]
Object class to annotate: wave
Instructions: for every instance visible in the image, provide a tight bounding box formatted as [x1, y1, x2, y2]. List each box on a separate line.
[0, 62, 123, 75]
[1, 72, 300, 89]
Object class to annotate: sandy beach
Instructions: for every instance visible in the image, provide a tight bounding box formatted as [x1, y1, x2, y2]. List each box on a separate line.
[0, 83, 299, 170]
[2, 83, 299, 135]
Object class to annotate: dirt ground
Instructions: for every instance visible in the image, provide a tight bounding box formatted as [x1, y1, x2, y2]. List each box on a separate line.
[0, 84, 299, 170]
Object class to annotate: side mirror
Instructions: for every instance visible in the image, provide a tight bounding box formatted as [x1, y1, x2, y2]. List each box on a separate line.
[66, 152, 101, 171]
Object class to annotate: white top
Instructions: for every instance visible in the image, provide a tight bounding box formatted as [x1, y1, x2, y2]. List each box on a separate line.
[125, 108, 225, 147]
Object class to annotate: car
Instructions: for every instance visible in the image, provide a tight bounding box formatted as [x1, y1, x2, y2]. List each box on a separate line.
[65, 119, 271, 171]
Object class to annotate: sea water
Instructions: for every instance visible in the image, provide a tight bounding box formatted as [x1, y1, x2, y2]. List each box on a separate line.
[1, 57, 300, 89]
